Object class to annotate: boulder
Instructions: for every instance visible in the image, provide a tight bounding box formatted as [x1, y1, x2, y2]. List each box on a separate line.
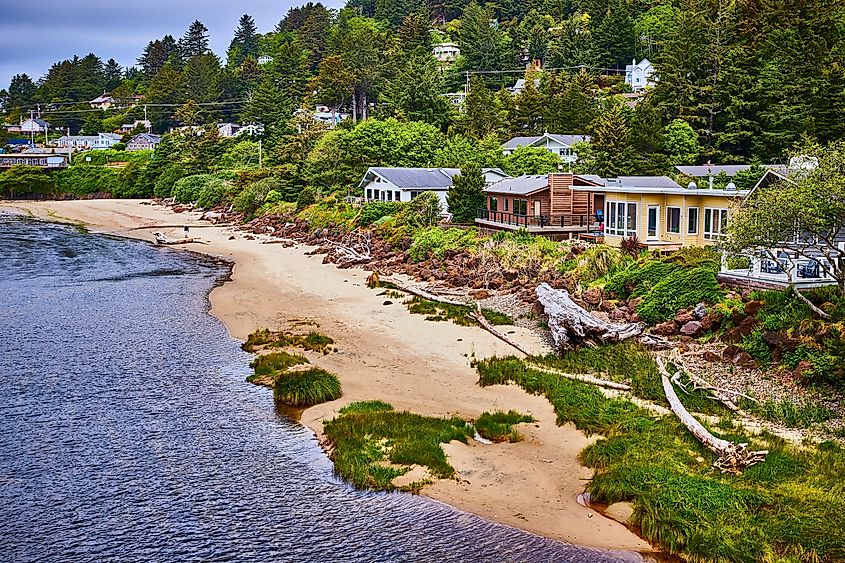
[604, 502, 635, 526]
[744, 300, 764, 316]
[472, 290, 491, 300]
[722, 345, 742, 360]
[680, 320, 704, 337]
[652, 320, 677, 336]
[693, 302, 707, 319]
[675, 310, 695, 325]
[733, 351, 757, 368]
[582, 287, 603, 306]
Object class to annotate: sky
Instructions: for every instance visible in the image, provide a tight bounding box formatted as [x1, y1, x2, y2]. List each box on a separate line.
[0, 1, 344, 89]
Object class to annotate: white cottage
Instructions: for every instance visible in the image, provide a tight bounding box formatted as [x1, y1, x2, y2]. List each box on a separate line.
[501, 133, 591, 163]
[358, 167, 511, 210]
[625, 58, 656, 92]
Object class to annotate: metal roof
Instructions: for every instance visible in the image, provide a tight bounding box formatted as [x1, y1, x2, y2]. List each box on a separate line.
[608, 176, 682, 189]
[484, 174, 549, 195]
[502, 133, 591, 149]
[362, 167, 461, 189]
[675, 164, 787, 177]
[573, 184, 749, 197]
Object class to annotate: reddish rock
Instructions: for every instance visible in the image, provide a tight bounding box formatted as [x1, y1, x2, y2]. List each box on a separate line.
[737, 315, 759, 336]
[744, 300, 764, 317]
[532, 301, 545, 317]
[583, 288, 603, 306]
[599, 300, 617, 313]
[609, 309, 628, 322]
[472, 290, 491, 300]
[675, 310, 695, 325]
[703, 350, 721, 362]
[722, 345, 741, 360]
[733, 351, 757, 368]
[680, 320, 704, 337]
[502, 269, 519, 281]
[652, 321, 677, 336]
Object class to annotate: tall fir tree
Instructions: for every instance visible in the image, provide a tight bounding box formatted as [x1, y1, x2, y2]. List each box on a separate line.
[228, 15, 260, 67]
[180, 21, 211, 59]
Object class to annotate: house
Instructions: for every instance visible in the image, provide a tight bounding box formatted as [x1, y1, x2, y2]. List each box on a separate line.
[118, 120, 152, 134]
[217, 123, 242, 137]
[625, 59, 656, 92]
[433, 42, 460, 64]
[89, 93, 115, 110]
[126, 133, 162, 151]
[509, 78, 541, 95]
[20, 118, 50, 133]
[675, 164, 788, 189]
[501, 133, 591, 163]
[257, 55, 273, 65]
[93, 133, 123, 149]
[53, 135, 98, 150]
[477, 173, 605, 236]
[572, 175, 747, 249]
[0, 153, 68, 169]
[236, 123, 264, 137]
[358, 167, 510, 210]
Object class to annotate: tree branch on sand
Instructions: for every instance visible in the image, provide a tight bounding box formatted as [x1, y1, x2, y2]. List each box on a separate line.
[153, 232, 209, 245]
[657, 355, 767, 474]
[324, 230, 372, 265]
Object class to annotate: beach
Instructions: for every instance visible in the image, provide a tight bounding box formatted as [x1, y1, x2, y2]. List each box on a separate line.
[1, 199, 652, 555]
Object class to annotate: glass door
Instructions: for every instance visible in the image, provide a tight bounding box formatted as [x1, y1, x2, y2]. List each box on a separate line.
[647, 205, 659, 240]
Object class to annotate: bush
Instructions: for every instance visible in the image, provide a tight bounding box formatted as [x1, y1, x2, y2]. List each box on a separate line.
[273, 368, 342, 407]
[153, 164, 185, 198]
[635, 266, 724, 324]
[172, 174, 217, 204]
[297, 200, 358, 230]
[233, 177, 279, 216]
[475, 411, 535, 442]
[196, 178, 228, 209]
[396, 191, 442, 228]
[251, 351, 309, 375]
[360, 201, 403, 226]
[296, 186, 317, 212]
[408, 227, 478, 262]
[54, 165, 120, 196]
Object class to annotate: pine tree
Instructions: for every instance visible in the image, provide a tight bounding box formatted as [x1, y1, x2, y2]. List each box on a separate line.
[459, 1, 515, 79]
[139, 35, 180, 78]
[397, 8, 432, 54]
[182, 53, 222, 104]
[455, 76, 502, 139]
[588, 101, 635, 177]
[8, 74, 36, 109]
[180, 21, 211, 59]
[509, 71, 545, 134]
[174, 99, 202, 126]
[228, 15, 259, 67]
[104, 59, 123, 90]
[447, 164, 486, 223]
[544, 70, 597, 134]
[382, 53, 451, 129]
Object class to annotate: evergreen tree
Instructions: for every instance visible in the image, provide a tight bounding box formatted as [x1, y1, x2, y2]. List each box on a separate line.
[397, 8, 432, 54]
[228, 15, 260, 67]
[663, 118, 701, 165]
[447, 164, 486, 223]
[182, 53, 222, 104]
[509, 72, 545, 134]
[8, 74, 36, 109]
[455, 76, 502, 139]
[180, 21, 211, 59]
[544, 70, 597, 134]
[138, 36, 179, 78]
[458, 1, 515, 81]
[104, 59, 123, 90]
[174, 99, 202, 126]
[381, 53, 451, 129]
[588, 101, 635, 177]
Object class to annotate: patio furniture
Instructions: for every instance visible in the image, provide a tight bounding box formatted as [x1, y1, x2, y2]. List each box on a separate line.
[797, 259, 821, 278]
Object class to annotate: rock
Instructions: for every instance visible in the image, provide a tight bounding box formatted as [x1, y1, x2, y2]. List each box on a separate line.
[703, 350, 721, 362]
[531, 301, 545, 317]
[733, 351, 757, 368]
[582, 287, 602, 306]
[680, 320, 704, 337]
[599, 300, 617, 313]
[604, 502, 635, 526]
[472, 290, 491, 300]
[502, 269, 519, 281]
[652, 320, 677, 336]
[699, 315, 714, 330]
[675, 310, 695, 325]
[737, 315, 759, 336]
[793, 360, 814, 379]
[609, 309, 628, 322]
[693, 302, 707, 319]
[744, 300, 764, 316]
[383, 300, 393, 306]
[722, 345, 741, 360]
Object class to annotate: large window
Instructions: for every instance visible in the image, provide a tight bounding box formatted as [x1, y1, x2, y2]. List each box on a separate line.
[503, 198, 509, 212]
[605, 201, 638, 237]
[703, 208, 728, 240]
[366, 189, 372, 200]
[514, 199, 528, 215]
[489, 196, 498, 212]
[687, 207, 699, 234]
[667, 207, 681, 234]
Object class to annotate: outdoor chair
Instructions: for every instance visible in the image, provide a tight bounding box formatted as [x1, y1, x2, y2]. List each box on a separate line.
[797, 260, 821, 278]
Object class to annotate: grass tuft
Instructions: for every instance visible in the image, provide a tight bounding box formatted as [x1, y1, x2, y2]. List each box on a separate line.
[406, 296, 514, 326]
[242, 328, 335, 353]
[475, 410, 535, 442]
[273, 368, 342, 407]
[740, 398, 836, 429]
[323, 403, 474, 492]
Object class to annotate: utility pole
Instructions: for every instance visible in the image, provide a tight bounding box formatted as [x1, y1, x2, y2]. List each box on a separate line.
[29, 110, 35, 146]
[258, 139, 263, 168]
[144, 105, 149, 131]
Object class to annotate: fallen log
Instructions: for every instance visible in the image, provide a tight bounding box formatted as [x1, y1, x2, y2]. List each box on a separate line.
[525, 363, 632, 391]
[535, 283, 644, 349]
[153, 232, 209, 245]
[380, 277, 467, 307]
[657, 355, 767, 474]
[471, 303, 531, 356]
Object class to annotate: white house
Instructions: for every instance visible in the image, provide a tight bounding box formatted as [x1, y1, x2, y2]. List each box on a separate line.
[509, 78, 541, 94]
[118, 120, 152, 134]
[126, 133, 162, 151]
[217, 123, 242, 137]
[257, 55, 273, 65]
[20, 118, 50, 133]
[625, 58, 656, 92]
[358, 167, 511, 210]
[94, 133, 123, 149]
[89, 93, 115, 110]
[501, 133, 591, 163]
[433, 42, 460, 64]
[53, 135, 99, 150]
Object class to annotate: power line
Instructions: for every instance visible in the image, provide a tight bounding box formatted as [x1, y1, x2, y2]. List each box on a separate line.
[19, 99, 249, 116]
[463, 64, 627, 76]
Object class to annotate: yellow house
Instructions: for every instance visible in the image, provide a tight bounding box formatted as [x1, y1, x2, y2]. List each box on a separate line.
[572, 176, 748, 249]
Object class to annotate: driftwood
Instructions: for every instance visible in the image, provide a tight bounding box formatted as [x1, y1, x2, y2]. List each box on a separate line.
[324, 231, 372, 265]
[536, 283, 644, 349]
[470, 303, 531, 355]
[153, 232, 209, 245]
[380, 277, 467, 307]
[525, 362, 632, 391]
[657, 356, 767, 474]
[668, 349, 757, 413]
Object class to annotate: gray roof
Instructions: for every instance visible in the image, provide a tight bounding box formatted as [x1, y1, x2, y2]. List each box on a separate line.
[607, 176, 682, 189]
[484, 174, 549, 195]
[675, 164, 787, 177]
[502, 133, 591, 149]
[129, 133, 161, 143]
[362, 167, 460, 189]
[578, 174, 606, 186]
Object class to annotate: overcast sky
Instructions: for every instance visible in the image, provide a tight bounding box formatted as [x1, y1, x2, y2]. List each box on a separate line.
[0, 1, 344, 89]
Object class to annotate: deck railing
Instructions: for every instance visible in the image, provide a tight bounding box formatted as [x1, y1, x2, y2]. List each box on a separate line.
[476, 208, 596, 229]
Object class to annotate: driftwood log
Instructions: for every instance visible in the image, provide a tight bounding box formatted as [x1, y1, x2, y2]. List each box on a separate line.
[470, 303, 531, 355]
[153, 232, 208, 245]
[380, 277, 467, 307]
[536, 283, 644, 349]
[657, 356, 767, 474]
[526, 362, 632, 391]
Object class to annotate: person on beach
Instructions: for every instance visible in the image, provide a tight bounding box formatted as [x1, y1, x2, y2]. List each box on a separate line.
[183, 225, 189, 239]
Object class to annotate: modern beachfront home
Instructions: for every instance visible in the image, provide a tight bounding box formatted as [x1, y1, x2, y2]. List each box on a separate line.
[572, 176, 748, 250]
[501, 133, 591, 164]
[0, 153, 69, 170]
[476, 173, 605, 237]
[358, 167, 510, 210]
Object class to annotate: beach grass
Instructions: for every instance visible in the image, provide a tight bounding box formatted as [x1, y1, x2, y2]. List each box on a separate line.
[406, 296, 514, 326]
[474, 410, 536, 443]
[273, 367, 342, 407]
[242, 328, 335, 354]
[474, 352, 845, 562]
[739, 398, 836, 429]
[250, 351, 309, 375]
[323, 401, 474, 492]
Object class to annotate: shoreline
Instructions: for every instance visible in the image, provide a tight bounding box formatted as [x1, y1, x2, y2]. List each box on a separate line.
[1, 199, 654, 558]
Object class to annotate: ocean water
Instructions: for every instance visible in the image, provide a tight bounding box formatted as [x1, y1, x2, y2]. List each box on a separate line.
[0, 214, 636, 563]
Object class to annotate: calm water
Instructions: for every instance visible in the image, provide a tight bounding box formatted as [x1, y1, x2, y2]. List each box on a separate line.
[0, 214, 637, 563]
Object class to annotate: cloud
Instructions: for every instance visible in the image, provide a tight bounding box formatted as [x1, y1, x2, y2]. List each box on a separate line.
[0, 1, 343, 88]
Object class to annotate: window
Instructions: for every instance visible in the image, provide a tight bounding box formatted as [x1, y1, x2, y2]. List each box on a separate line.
[490, 196, 498, 212]
[605, 201, 638, 237]
[687, 207, 699, 234]
[703, 208, 728, 240]
[503, 198, 509, 212]
[386, 191, 393, 201]
[514, 199, 528, 215]
[394, 190, 400, 201]
[366, 189, 372, 200]
[667, 207, 681, 234]
[410, 191, 421, 199]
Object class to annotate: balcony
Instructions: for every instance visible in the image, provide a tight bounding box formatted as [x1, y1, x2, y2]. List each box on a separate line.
[718, 250, 838, 290]
[475, 209, 599, 234]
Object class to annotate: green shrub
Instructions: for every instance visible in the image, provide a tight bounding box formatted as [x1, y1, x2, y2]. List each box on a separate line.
[408, 227, 478, 262]
[233, 177, 279, 216]
[360, 201, 403, 226]
[154, 165, 186, 198]
[740, 328, 772, 365]
[396, 191, 442, 228]
[172, 174, 216, 204]
[635, 266, 724, 324]
[339, 400, 394, 414]
[195, 178, 228, 209]
[273, 368, 342, 407]
[605, 259, 678, 298]
[296, 185, 317, 212]
[54, 165, 120, 196]
[250, 351, 309, 375]
[475, 410, 535, 442]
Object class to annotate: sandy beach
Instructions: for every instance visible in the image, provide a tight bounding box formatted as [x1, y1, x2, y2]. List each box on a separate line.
[1, 199, 652, 557]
